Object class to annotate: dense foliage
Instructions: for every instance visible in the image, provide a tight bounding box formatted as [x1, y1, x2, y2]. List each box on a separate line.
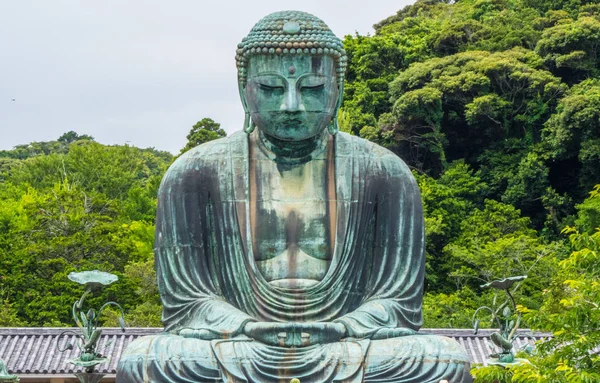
[472, 192, 600, 381]
[1, 1, 599, 380]
[339, 0, 599, 381]
[0, 138, 171, 327]
[0, 122, 229, 326]
[343, 0, 600, 230]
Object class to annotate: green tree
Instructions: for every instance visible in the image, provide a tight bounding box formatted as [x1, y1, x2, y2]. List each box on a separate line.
[0, 138, 170, 326]
[0, 181, 140, 325]
[541, 79, 600, 200]
[0, 132, 94, 161]
[389, 48, 565, 175]
[423, 287, 485, 328]
[446, 200, 560, 302]
[575, 185, 600, 233]
[57, 131, 95, 144]
[536, 9, 600, 82]
[7, 141, 171, 200]
[341, 0, 600, 236]
[416, 161, 488, 289]
[472, 185, 600, 383]
[418, 161, 562, 328]
[101, 258, 162, 327]
[522, 0, 591, 14]
[180, 118, 226, 154]
[504, 78, 600, 231]
[0, 287, 25, 326]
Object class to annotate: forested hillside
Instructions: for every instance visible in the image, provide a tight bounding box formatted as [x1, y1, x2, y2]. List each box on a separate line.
[0, 0, 599, 380]
[340, 0, 600, 322]
[339, 0, 600, 379]
[0, 132, 173, 327]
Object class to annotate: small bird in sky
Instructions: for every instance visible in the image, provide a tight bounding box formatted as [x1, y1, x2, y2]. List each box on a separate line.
[11, 98, 15, 101]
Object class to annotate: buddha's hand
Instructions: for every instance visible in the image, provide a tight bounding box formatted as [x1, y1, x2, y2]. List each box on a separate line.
[244, 322, 347, 347]
[371, 327, 417, 340]
[178, 328, 228, 340]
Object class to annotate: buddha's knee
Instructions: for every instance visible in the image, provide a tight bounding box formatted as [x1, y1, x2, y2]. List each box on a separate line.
[117, 334, 221, 383]
[364, 335, 472, 383]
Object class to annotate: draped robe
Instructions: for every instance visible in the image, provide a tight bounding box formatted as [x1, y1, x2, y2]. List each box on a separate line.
[117, 131, 472, 383]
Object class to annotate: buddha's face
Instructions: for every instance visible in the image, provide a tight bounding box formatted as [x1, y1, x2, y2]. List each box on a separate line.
[244, 55, 339, 141]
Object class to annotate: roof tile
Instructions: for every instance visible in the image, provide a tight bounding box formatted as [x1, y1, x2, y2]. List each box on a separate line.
[0, 328, 550, 375]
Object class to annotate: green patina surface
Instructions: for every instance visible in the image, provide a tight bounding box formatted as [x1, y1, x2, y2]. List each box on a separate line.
[57, 270, 124, 378]
[473, 275, 534, 367]
[117, 10, 472, 383]
[0, 358, 19, 383]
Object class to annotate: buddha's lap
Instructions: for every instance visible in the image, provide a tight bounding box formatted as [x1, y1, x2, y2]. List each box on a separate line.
[118, 333, 470, 380]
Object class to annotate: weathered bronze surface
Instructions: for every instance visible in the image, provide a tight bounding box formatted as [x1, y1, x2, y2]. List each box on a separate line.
[0, 358, 19, 383]
[117, 10, 472, 383]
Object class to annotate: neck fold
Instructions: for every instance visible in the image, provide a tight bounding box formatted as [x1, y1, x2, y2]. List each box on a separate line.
[257, 128, 329, 164]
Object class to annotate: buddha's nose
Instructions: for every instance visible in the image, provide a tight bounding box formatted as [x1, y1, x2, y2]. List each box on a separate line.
[280, 86, 305, 112]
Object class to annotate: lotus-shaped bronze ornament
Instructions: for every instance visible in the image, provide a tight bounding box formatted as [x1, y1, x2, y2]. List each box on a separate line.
[480, 275, 527, 290]
[58, 270, 125, 379]
[473, 275, 533, 367]
[68, 270, 118, 288]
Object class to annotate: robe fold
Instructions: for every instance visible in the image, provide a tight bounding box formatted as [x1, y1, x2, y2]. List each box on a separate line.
[157, 131, 424, 334]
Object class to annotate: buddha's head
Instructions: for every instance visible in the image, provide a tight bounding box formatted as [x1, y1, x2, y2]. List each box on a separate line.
[236, 11, 347, 141]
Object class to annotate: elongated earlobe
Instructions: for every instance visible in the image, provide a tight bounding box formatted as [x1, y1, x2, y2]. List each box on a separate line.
[328, 117, 339, 135]
[244, 112, 256, 134]
[239, 82, 255, 134]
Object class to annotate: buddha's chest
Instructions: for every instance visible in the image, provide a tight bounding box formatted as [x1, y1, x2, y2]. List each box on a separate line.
[250, 156, 336, 288]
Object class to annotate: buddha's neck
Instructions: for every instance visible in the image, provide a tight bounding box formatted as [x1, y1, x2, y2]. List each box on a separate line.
[257, 129, 329, 165]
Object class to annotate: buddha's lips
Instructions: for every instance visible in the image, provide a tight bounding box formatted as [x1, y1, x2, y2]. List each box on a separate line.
[282, 120, 302, 126]
[276, 117, 304, 127]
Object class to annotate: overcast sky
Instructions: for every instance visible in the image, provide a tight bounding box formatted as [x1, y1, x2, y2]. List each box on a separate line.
[0, 0, 412, 154]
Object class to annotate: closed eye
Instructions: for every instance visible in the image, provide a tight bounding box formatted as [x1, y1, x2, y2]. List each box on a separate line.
[300, 84, 325, 90]
[259, 84, 285, 91]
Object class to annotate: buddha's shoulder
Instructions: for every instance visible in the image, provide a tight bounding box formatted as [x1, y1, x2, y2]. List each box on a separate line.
[159, 132, 245, 186]
[181, 131, 245, 160]
[337, 132, 413, 179]
[168, 132, 245, 169]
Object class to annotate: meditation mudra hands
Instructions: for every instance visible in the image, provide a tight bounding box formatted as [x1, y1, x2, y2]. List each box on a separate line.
[178, 322, 418, 347]
[175, 322, 345, 346]
[243, 322, 347, 347]
[242, 323, 417, 347]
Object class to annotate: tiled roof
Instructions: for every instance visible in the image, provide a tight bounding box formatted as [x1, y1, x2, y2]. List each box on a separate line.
[0, 328, 550, 376]
[420, 328, 549, 365]
[0, 328, 153, 377]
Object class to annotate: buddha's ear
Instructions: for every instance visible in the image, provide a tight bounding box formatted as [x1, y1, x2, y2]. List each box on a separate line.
[238, 82, 249, 114]
[329, 81, 344, 135]
[238, 82, 255, 134]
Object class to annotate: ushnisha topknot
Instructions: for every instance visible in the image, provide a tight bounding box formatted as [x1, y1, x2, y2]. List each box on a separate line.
[236, 10, 347, 88]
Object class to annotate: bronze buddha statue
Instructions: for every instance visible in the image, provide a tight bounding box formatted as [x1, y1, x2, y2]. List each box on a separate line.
[117, 10, 472, 383]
